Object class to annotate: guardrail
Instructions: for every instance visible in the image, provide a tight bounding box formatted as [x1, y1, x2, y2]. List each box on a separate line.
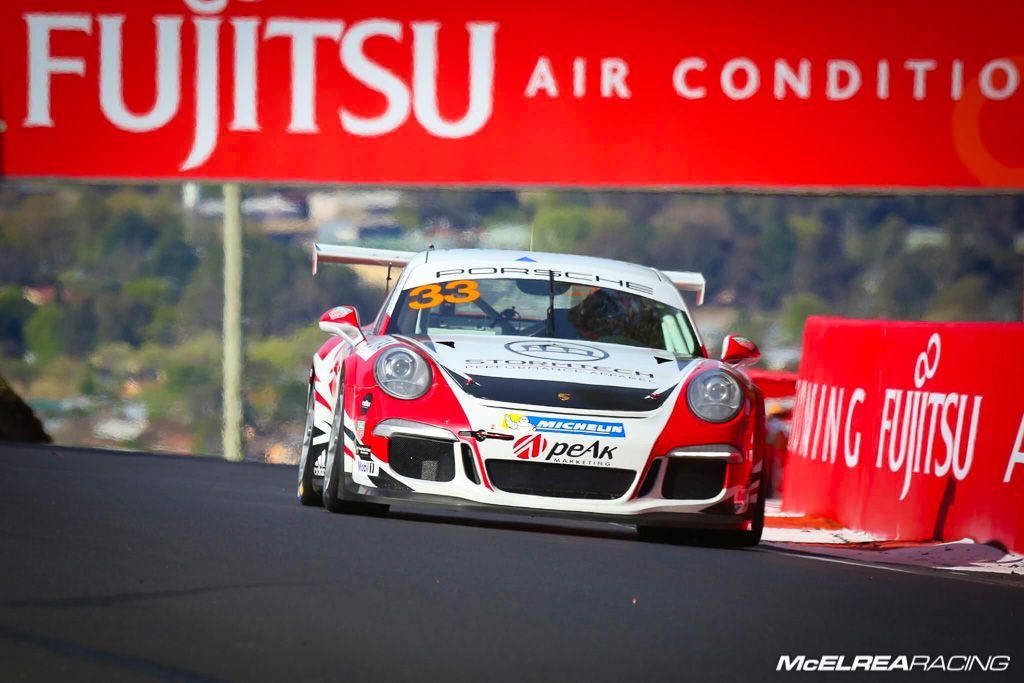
[781, 317, 1024, 553]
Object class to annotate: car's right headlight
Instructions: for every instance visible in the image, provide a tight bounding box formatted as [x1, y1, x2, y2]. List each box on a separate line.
[374, 347, 432, 400]
[687, 370, 743, 423]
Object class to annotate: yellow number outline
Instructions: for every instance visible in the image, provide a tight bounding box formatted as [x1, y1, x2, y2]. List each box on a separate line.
[443, 280, 480, 304]
[408, 284, 445, 310]
[407, 280, 481, 310]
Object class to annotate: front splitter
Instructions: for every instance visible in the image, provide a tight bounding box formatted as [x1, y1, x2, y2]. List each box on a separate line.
[342, 474, 748, 530]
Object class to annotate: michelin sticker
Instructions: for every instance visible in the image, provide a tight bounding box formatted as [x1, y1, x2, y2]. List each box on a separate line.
[502, 413, 626, 438]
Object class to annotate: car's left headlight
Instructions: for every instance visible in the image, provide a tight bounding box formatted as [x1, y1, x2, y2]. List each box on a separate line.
[374, 347, 432, 399]
[687, 370, 743, 423]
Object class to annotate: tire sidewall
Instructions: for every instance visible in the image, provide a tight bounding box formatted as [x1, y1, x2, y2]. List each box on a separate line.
[323, 375, 346, 509]
[297, 382, 323, 505]
[747, 465, 768, 538]
[638, 466, 768, 547]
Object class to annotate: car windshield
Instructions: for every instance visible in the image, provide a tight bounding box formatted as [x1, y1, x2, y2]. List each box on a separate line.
[386, 277, 699, 355]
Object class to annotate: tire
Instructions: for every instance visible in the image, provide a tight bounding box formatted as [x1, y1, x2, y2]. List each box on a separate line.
[637, 467, 767, 548]
[297, 384, 323, 507]
[322, 377, 389, 516]
[700, 467, 768, 548]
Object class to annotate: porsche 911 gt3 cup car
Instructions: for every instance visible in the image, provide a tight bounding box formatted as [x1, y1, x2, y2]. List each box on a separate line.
[297, 245, 767, 545]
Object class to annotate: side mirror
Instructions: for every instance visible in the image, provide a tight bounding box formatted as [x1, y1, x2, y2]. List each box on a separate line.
[319, 306, 365, 346]
[721, 335, 760, 367]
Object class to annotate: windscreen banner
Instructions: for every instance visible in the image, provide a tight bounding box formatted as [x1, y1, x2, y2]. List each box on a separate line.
[782, 317, 1024, 553]
[1, 0, 1022, 188]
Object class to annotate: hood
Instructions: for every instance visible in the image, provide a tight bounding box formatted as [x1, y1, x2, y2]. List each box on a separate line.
[405, 335, 699, 412]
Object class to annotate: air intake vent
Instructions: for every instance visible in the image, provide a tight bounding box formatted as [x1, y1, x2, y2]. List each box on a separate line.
[661, 458, 726, 500]
[485, 460, 634, 500]
[636, 459, 662, 498]
[388, 436, 455, 482]
[461, 443, 480, 485]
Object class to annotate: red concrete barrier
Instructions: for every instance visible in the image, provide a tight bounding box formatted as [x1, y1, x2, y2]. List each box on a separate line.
[749, 369, 798, 497]
[748, 369, 798, 400]
[782, 317, 1024, 553]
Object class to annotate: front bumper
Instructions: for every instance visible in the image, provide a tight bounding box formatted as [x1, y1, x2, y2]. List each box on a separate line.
[347, 404, 761, 530]
[342, 474, 752, 530]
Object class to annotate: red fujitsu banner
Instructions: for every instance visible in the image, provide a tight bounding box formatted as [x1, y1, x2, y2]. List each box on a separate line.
[782, 318, 1024, 552]
[1, 0, 1023, 188]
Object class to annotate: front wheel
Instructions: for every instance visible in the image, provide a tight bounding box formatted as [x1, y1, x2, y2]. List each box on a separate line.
[708, 467, 768, 547]
[322, 378, 389, 516]
[638, 468, 767, 548]
[297, 384, 323, 507]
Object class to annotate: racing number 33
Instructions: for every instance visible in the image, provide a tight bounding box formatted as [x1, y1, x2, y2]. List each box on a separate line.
[408, 281, 480, 309]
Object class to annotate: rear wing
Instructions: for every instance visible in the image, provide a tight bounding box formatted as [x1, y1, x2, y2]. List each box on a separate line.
[661, 271, 706, 306]
[312, 243, 416, 275]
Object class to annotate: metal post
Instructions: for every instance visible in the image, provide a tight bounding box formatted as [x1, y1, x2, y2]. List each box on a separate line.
[222, 183, 244, 462]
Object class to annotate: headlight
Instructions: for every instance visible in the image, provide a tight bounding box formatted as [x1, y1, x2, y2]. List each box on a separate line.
[687, 370, 743, 422]
[374, 347, 432, 400]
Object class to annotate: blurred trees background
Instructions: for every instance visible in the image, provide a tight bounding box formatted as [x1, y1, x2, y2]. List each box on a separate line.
[0, 183, 1020, 457]
[520, 191, 1023, 324]
[0, 184, 377, 456]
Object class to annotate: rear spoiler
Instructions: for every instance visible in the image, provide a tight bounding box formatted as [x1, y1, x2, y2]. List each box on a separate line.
[661, 271, 706, 305]
[312, 243, 416, 275]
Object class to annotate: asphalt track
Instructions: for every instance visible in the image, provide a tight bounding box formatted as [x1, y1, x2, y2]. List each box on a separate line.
[2, 444, 1022, 682]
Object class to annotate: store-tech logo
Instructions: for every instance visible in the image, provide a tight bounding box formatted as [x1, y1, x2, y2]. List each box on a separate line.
[505, 341, 609, 362]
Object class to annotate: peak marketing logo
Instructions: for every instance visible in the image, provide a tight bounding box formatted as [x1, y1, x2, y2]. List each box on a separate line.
[512, 434, 616, 463]
[513, 433, 548, 460]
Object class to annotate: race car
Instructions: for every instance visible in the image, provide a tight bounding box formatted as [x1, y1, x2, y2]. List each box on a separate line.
[297, 245, 767, 545]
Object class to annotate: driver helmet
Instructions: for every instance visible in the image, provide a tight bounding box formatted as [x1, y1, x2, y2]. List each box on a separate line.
[568, 288, 638, 339]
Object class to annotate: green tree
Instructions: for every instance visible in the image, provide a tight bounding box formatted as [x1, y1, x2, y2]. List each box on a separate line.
[24, 305, 66, 365]
[780, 293, 830, 343]
[648, 198, 734, 291]
[579, 207, 636, 261]
[175, 230, 377, 340]
[926, 275, 992, 321]
[753, 222, 796, 308]
[0, 287, 35, 357]
[531, 205, 593, 252]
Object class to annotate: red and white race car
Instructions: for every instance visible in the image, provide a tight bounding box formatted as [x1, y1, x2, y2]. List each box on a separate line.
[297, 245, 767, 545]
